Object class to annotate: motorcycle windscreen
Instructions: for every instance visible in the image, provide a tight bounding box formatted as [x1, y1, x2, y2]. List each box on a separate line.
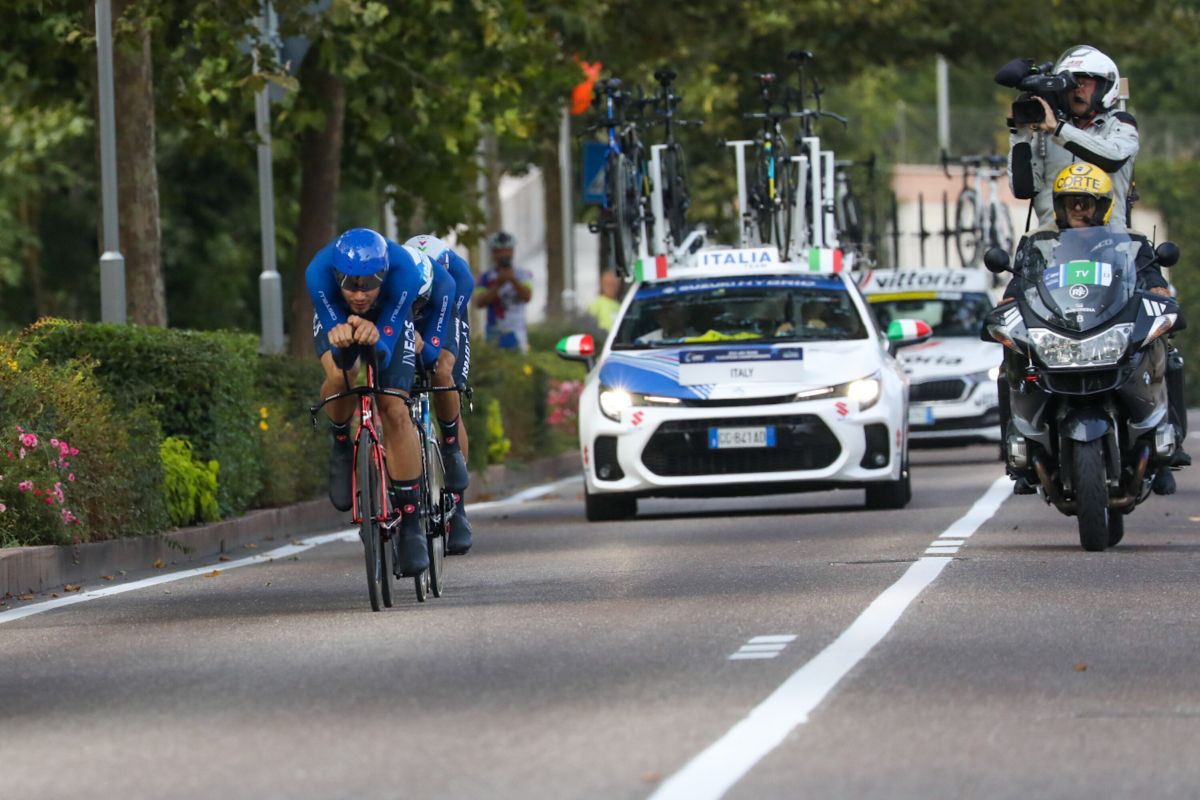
[1020, 229, 1139, 332]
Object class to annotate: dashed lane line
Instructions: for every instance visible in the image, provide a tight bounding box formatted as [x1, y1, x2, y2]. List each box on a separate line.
[649, 475, 1011, 800]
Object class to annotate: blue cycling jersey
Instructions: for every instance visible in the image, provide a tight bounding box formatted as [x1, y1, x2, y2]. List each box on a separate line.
[306, 236, 452, 371]
[404, 235, 476, 322]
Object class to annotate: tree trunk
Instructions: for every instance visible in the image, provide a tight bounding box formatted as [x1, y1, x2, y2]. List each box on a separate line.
[540, 141, 564, 319]
[113, 0, 165, 326]
[287, 58, 346, 358]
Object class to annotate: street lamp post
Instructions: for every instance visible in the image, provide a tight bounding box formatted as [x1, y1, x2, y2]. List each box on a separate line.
[255, 2, 285, 354]
[95, 0, 126, 323]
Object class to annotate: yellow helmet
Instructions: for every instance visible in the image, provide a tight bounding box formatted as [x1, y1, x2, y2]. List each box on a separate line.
[1052, 163, 1114, 227]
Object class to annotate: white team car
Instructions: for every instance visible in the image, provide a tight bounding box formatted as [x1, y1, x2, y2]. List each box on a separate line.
[856, 269, 1003, 447]
[557, 247, 932, 522]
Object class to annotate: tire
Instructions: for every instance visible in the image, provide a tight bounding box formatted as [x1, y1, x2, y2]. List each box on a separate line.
[663, 146, 690, 247]
[584, 486, 637, 522]
[955, 190, 981, 267]
[774, 153, 793, 259]
[839, 192, 864, 251]
[428, 492, 448, 599]
[1108, 509, 1126, 547]
[865, 462, 912, 510]
[1072, 439, 1111, 552]
[357, 439, 384, 612]
[989, 202, 1014, 255]
[608, 154, 634, 276]
[754, 147, 775, 246]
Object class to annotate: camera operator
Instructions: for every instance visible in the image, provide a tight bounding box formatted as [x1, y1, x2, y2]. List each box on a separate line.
[1006, 45, 1139, 230]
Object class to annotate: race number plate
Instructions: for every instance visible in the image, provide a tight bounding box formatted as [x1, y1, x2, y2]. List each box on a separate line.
[908, 405, 935, 425]
[708, 426, 776, 449]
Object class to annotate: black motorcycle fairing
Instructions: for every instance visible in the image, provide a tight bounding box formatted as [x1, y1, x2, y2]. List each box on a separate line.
[1013, 227, 1140, 333]
[1060, 405, 1112, 442]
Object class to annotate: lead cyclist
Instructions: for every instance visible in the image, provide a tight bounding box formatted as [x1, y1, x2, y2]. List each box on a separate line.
[406, 233, 477, 555]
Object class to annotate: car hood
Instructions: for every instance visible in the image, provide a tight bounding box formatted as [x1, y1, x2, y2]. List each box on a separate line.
[597, 343, 883, 401]
[896, 337, 1001, 381]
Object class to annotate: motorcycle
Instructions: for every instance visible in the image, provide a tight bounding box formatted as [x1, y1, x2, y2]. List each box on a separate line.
[982, 226, 1181, 551]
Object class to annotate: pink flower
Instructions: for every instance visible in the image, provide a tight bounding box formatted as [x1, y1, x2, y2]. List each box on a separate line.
[15, 425, 24, 433]
[0, 503, 7, 513]
[50, 438, 59, 447]
[19, 433, 37, 448]
[33, 488, 41, 496]
[18, 447, 26, 459]
[68, 474, 75, 482]
[18, 480, 33, 492]
[69, 447, 78, 456]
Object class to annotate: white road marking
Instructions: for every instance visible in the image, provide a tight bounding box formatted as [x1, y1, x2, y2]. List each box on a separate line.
[0, 529, 359, 626]
[729, 653, 780, 661]
[925, 546, 960, 554]
[468, 474, 583, 513]
[748, 635, 797, 645]
[650, 475, 1011, 800]
[1, 475, 587, 626]
[738, 644, 788, 653]
[937, 537, 965, 544]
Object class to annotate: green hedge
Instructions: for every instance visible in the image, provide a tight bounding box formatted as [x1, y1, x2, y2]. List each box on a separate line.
[27, 319, 262, 515]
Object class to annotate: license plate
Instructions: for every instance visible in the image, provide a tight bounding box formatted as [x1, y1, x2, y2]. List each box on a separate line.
[708, 426, 776, 449]
[909, 406, 935, 425]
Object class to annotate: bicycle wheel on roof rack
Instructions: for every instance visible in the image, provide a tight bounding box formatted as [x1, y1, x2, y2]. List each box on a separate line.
[773, 153, 793, 260]
[663, 144, 690, 247]
[954, 189, 981, 267]
[608, 153, 635, 277]
[989, 202, 1014, 256]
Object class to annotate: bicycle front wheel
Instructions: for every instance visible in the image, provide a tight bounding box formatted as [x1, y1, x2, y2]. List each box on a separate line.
[357, 437, 385, 612]
[608, 153, 635, 276]
[955, 190, 981, 267]
[425, 439, 447, 599]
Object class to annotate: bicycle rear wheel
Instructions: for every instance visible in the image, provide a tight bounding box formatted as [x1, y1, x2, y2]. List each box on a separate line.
[773, 154, 793, 259]
[955, 190, 981, 266]
[838, 192, 864, 251]
[425, 438, 447, 599]
[663, 145, 690, 247]
[357, 438, 385, 612]
[989, 202, 1014, 255]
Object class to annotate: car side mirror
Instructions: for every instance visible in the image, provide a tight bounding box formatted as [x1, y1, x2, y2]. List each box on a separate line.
[1155, 241, 1180, 269]
[555, 333, 597, 371]
[886, 318, 933, 355]
[983, 247, 1011, 274]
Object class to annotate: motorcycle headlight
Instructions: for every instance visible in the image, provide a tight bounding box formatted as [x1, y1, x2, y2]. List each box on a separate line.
[1028, 324, 1133, 368]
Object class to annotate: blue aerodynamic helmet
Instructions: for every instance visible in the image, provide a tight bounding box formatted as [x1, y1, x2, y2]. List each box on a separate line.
[333, 228, 388, 291]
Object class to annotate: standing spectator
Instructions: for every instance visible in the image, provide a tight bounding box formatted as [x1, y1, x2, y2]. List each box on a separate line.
[474, 230, 533, 352]
[587, 270, 623, 331]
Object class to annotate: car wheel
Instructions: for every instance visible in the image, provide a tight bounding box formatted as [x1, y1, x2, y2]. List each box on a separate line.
[865, 460, 911, 510]
[584, 486, 637, 522]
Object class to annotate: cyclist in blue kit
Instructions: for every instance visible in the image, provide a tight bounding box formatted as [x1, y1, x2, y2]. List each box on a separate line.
[405, 233, 477, 555]
[306, 227, 453, 577]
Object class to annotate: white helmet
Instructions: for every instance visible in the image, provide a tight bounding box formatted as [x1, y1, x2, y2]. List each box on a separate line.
[401, 244, 435, 299]
[1054, 45, 1120, 112]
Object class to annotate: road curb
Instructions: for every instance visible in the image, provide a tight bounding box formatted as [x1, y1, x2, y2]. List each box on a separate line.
[1, 452, 582, 598]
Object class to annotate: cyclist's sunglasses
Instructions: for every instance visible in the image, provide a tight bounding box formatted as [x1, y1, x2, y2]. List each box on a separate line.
[334, 269, 386, 293]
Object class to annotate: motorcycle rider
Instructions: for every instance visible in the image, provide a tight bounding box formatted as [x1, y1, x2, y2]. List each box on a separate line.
[1008, 45, 1139, 229]
[997, 163, 1185, 495]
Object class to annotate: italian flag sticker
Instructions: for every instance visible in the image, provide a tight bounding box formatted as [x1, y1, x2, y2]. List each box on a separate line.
[633, 255, 669, 281]
[807, 248, 844, 273]
[887, 319, 931, 341]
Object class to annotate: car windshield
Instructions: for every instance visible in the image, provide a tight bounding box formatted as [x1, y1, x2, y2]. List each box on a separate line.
[611, 275, 867, 349]
[869, 293, 993, 337]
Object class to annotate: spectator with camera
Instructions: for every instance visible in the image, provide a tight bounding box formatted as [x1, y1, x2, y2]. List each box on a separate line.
[1002, 45, 1139, 230]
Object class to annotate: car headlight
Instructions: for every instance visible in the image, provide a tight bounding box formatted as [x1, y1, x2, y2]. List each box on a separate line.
[598, 386, 682, 421]
[847, 375, 882, 411]
[1028, 324, 1133, 368]
[598, 387, 633, 421]
[988, 365, 1001, 382]
[965, 367, 1002, 384]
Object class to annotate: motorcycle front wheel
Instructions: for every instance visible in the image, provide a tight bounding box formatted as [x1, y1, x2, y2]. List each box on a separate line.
[1072, 439, 1111, 552]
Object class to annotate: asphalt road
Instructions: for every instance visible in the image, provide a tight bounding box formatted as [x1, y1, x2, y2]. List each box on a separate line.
[3, 430, 1199, 800]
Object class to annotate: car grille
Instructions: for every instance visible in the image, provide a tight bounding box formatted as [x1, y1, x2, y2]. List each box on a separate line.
[641, 414, 841, 476]
[910, 378, 968, 402]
